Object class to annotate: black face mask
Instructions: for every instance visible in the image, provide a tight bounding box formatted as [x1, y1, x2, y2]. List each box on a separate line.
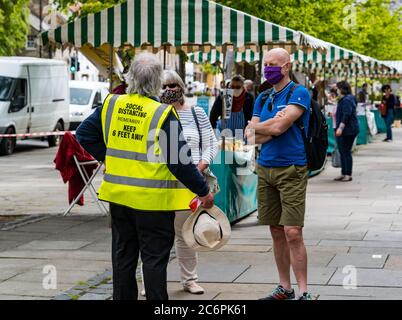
[160, 88, 184, 104]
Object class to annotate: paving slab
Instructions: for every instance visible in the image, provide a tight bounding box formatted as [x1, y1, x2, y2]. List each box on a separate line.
[79, 293, 112, 300]
[349, 247, 402, 255]
[319, 240, 402, 248]
[328, 268, 402, 287]
[328, 253, 388, 268]
[0, 250, 110, 261]
[10, 269, 99, 285]
[167, 260, 250, 283]
[234, 265, 336, 285]
[30, 260, 111, 272]
[383, 255, 402, 270]
[0, 294, 49, 300]
[0, 280, 70, 297]
[216, 245, 271, 253]
[15, 240, 93, 251]
[364, 231, 402, 242]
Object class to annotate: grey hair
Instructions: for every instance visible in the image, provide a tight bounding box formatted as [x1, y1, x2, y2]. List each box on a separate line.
[126, 52, 163, 97]
[162, 70, 186, 92]
[162, 70, 186, 104]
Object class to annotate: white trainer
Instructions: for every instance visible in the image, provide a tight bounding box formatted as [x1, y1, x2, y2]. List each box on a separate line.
[183, 281, 205, 294]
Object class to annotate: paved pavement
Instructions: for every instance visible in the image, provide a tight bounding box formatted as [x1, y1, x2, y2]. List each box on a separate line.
[1, 130, 402, 299]
[0, 140, 104, 216]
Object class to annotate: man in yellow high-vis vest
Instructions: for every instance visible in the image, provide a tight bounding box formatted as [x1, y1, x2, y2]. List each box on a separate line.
[76, 52, 213, 300]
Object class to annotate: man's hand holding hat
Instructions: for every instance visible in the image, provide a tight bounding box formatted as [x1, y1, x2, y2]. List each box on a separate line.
[198, 192, 214, 209]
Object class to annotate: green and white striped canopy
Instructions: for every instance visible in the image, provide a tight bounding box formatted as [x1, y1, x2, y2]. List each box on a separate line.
[41, 0, 302, 51]
[188, 49, 259, 64]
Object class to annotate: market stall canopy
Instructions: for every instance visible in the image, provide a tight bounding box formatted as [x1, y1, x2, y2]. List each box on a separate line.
[380, 61, 402, 75]
[41, 0, 312, 52]
[188, 49, 259, 64]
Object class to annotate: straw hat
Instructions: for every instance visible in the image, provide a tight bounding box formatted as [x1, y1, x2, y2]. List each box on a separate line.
[182, 205, 231, 252]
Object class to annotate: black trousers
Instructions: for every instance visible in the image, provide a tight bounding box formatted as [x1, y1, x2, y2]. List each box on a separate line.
[336, 134, 357, 176]
[110, 203, 175, 300]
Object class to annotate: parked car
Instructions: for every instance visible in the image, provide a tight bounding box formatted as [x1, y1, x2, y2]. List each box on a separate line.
[69, 80, 109, 130]
[0, 57, 70, 155]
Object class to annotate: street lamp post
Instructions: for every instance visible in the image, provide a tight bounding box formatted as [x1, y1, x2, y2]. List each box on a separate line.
[39, 0, 42, 58]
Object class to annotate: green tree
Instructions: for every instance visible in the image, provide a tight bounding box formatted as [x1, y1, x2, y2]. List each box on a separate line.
[217, 0, 402, 60]
[0, 0, 30, 56]
[55, 0, 126, 20]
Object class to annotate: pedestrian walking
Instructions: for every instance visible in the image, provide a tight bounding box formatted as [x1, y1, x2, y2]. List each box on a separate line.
[381, 84, 397, 142]
[160, 70, 219, 295]
[334, 81, 360, 182]
[244, 48, 312, 300]
[75, 52, 214, 300]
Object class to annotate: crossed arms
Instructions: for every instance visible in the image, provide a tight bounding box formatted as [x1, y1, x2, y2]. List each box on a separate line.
[245, 104, 305, 144]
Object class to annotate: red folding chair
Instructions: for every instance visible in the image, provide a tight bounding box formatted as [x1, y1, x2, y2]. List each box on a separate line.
[54, 132, 108, 216]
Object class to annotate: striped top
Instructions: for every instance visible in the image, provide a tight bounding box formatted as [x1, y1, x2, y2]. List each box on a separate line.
[177, 106, 218, 165]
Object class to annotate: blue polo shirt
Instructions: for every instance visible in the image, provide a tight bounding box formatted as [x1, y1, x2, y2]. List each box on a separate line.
[253, 81, 310, 167]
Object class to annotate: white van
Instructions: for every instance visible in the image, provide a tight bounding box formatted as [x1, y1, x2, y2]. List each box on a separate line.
[0, 57, 70, 155]
[69, 80, 109, 130]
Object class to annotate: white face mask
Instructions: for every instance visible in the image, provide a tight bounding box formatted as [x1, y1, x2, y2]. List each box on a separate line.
[233, 88, 243, 97]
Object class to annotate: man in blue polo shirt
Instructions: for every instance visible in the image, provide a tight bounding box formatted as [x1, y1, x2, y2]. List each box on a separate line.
[245, 48, 311, 300]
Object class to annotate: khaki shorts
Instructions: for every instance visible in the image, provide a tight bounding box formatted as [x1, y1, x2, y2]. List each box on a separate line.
[256, 164, 308, 227]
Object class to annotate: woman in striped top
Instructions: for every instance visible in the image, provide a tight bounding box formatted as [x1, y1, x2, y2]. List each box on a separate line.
[161, 70, 219, 295]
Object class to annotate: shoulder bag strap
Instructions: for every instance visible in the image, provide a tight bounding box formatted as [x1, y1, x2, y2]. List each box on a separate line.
[191, 106, 202, 152]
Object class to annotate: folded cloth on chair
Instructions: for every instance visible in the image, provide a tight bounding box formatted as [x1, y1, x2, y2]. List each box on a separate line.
[54, 132, 98, 205]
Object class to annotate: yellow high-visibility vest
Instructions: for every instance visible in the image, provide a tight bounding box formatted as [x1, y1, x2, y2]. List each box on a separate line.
[98, 93, 196, 211]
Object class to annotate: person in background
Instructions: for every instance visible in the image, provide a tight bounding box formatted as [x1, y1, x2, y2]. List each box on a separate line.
[381, 84, 397, 142]
[334, 81, 360, 182]
[160, 70, 219, 295]
[244, 79, 255, 97]
[327, 86, 338, 130]
[209, 75, 254, 136]
[358, 83, 369, 103]
[75, 53, 214, 300]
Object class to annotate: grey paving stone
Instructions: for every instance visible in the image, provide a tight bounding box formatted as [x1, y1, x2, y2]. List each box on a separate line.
[87, 288, 113, 295]
[234, 265, 336, 285]
[328, 268, 402, 287]
[306, 246, 350, 254]
[0, 280, 70, 297]
[349, 247, 402, 255]
[0, 231, 49, 241]
[0, 294, 49, 300]
[167, 260, 249, 283]
[79, 293, 111, 300]
[364, 231, 402, 242]
[383, 255, 402, 270]
[216, 245, 271, 253]
[16, 240, 93, 251]
[303, 230, 367, 241]
[53, 294, 73, 300]
[319, 240, 402, 248]
[11, 269, 98, 285]
[0, 270, 20, 282]
[0, 250, 110, 261]
[30, 259, 111, 272]
[0, 258, 45, 270]
[308, 284, 402, 298]
[328, 253, 388, 268]
[97, 283, 113, 289]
